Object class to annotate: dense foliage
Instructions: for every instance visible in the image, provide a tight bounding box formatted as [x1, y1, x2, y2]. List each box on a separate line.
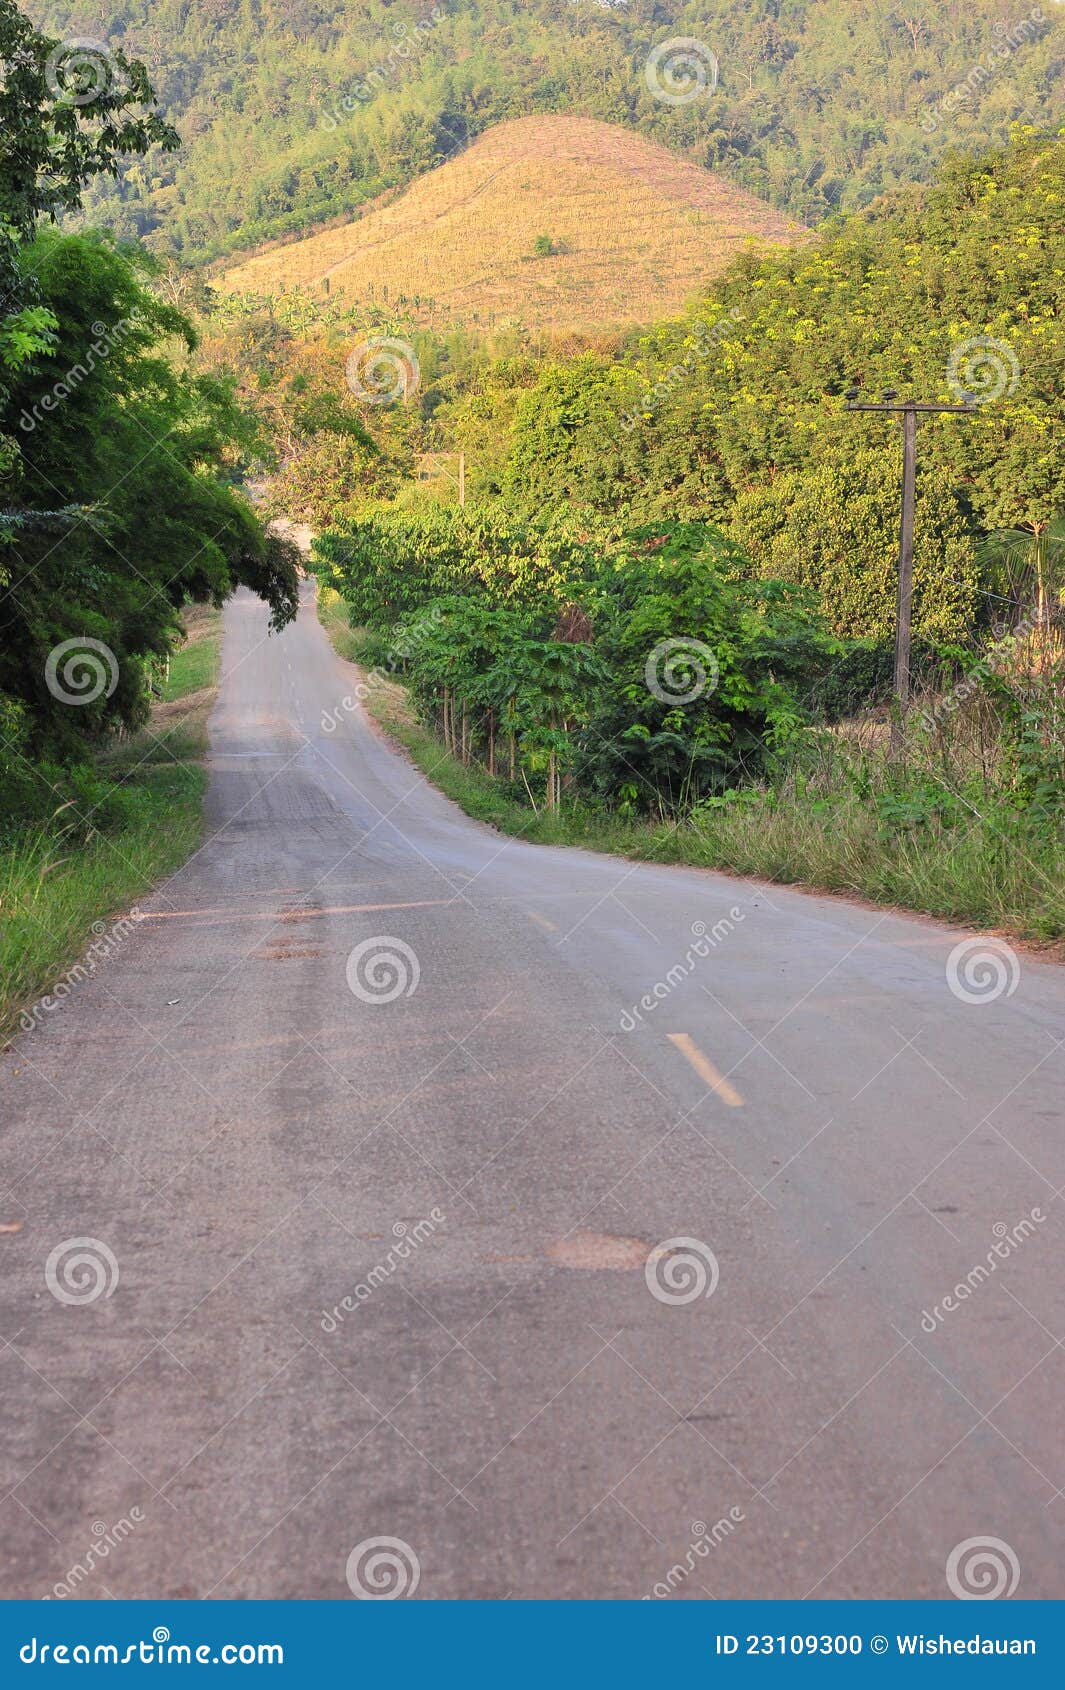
[1, 0, 299, 828]
[32, 0, 1064, 258]
[316, 508, 842, 811]
[315, 502, 597, 622]
[2, 234, 299, 760]
[196, 290, 424, 525]
[314, 128, 1063, 835]
[474, 132, 1064, 639]
[298, 134, 1063, 650]
[2, 0, 177, 510]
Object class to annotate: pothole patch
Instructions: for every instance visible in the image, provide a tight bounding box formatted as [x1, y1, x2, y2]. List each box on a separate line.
[546, 1231, 650, 1271]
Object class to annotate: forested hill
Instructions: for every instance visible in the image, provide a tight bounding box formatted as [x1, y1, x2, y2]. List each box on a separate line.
[33, 0, 1064, 259]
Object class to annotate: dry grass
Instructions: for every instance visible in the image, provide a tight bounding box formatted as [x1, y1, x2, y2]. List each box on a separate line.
[222, 115, 800, 330]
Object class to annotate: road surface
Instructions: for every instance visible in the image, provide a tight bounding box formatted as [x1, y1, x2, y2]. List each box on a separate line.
[2, 580, 1063, 1601]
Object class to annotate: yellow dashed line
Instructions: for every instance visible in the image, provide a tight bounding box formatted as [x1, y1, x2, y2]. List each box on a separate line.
[139, 897, 453, 926]
[667, 1032, 745, 1107]
[526, 910, 559, 933]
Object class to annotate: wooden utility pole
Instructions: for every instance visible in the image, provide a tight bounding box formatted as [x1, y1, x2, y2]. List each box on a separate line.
[416, 451, 467, 506]
[844, 389, 975, 750]
[895, 402, 918, 729]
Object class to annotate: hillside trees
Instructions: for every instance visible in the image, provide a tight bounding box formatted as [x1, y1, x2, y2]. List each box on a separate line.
[496, 132, 1064, 640]
[32, 0, 1065, 258]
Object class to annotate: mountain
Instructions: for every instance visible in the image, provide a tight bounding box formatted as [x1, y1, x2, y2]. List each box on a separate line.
[33, 1, 1064, 260]
[220, 115, 799, 330]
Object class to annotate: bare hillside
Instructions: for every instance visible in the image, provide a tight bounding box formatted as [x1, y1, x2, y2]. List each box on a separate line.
[222, 115, 800, 329]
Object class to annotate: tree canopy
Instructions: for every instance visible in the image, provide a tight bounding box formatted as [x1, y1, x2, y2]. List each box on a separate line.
[1, 0, 297, 803]
[31, 0, 1065, 258]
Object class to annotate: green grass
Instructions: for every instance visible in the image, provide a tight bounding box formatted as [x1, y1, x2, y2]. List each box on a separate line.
[163, 612, 221, 699]
[0, 607, 222, 1046]
[318, 587, 1065, 949]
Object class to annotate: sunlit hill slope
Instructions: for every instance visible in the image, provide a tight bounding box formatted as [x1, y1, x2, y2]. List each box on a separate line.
[222, 115, 801, 330]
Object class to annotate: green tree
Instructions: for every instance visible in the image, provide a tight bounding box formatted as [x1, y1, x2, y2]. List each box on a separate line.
[579, 525, 836, 811]
[731, 442, 979, 640]
[1, 0, 177, 475]
[1, 230, 299, 759]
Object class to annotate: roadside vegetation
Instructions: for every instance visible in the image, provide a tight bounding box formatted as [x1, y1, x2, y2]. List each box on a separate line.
[0, 607, 221, 1045]
[301, 126, 1062, 942]
[0, 0, 298, 1039]
[316, 508, 1065, 944]
[3, 0, 1061, 1033]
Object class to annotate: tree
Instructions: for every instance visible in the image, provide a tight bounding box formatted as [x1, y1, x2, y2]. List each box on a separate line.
[1, 230, 299, 759]
[1, 0, 178, 468]
[979, 518, 1065, 666]
[578, 525, 837, 811]
[0, 4, 301, 783]
[731, 442, 979, 641]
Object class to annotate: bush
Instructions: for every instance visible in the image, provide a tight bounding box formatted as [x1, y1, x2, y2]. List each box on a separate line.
[577, 525, 838, 810]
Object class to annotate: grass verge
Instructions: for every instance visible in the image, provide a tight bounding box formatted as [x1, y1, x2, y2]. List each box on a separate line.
[317, 588, 1065, 948]
[1, 606, 222, 1046]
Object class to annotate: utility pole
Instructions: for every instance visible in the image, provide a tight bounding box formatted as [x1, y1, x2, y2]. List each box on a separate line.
[417, 451, 467, 507]
[844, 387, 975, 750]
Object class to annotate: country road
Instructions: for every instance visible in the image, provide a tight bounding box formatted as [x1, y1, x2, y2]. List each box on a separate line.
[2, 578, 1063, 1602]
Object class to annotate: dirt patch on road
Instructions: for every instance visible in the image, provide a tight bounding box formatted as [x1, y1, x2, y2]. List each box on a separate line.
[254, 941, 325, 960]
[547, 1231, 650, 1271]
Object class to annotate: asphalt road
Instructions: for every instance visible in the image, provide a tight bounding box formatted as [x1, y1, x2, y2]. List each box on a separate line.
[3, 580, 1063, 1601]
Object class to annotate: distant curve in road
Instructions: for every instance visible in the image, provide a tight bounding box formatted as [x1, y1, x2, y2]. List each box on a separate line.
[3, 580, 1063, 1600]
